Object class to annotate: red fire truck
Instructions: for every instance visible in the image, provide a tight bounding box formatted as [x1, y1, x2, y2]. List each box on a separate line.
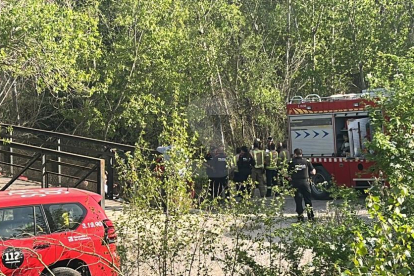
[286, 91, 380, 199]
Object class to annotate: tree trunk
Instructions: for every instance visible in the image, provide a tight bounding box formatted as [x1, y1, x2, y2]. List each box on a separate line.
[12, 81, 20, 125]
[359, 61, 366, 90]
[286, 0, 291, 99]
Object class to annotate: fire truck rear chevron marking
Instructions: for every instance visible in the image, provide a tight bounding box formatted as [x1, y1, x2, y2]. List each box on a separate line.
[287, 92, 380, 190]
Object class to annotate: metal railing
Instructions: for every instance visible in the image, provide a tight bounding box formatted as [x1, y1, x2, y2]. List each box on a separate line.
[0, 140, 107, 208]
[0, 124, 147, 202]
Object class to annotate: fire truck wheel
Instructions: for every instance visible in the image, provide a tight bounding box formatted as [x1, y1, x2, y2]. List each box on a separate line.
[49, 267, 82, 276]
[311, 166, 332, 200]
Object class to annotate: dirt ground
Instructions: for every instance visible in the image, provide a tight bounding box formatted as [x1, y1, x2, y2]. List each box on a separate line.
[103, 188, 369, 276]
[0, 176, 369, 276]
[104, 189, 369, 220]
[0, 175, 369, 219]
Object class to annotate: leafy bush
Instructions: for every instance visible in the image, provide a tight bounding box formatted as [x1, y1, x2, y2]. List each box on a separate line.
[114, 53, 414, 275]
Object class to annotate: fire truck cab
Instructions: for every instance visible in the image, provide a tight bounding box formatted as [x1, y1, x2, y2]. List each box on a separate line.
[287, 91, 378, 199]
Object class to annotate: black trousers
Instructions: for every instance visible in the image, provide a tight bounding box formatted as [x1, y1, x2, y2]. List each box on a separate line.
[210, 177, 228, 198]
[266, 169, 278, 196]
[266, 169, 278, 186]
[292, 179, 314, 219]
[236, 173, 251, 196]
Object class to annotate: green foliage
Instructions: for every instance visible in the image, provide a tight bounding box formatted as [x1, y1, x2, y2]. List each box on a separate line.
[0, 0, 101, 93]
[0, 0, 101, 128]
[343, 50, 414, 276]
[2, 0, 414, 145]
[116, 143, 374, 276]
[2, 1, 414, 274]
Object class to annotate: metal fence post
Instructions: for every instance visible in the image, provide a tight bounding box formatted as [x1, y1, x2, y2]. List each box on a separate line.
[10, 129, 13, 176]
[57, 138, 62, 186]
[97, 159, 106, 209]
[106, 154, 114, 199]
[41, 154, 47, 188]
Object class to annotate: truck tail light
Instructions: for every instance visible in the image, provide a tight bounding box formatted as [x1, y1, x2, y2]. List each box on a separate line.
[103, 219, 117, 244]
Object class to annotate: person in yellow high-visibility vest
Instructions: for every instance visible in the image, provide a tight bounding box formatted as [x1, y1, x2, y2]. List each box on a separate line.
[62, 211, 70, 227]
[265, 143, 278, 197]
[229, 147, 241, 181]
[251, 140, 266, 197]
[278, 142, 290, 186]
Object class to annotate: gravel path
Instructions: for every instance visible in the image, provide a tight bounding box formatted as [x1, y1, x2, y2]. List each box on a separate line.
[1, 177, 369, 276]
[104, 190, 369, 276]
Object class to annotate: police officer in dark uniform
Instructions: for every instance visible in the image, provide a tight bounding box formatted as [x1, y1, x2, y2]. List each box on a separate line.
[205, 147, 217, 198]
[287, 148, 316, 222]
[237, 146, 255, 196]
[214, 146, 228, 198]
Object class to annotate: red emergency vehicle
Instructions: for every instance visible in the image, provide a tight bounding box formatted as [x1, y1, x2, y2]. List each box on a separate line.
[0, 188, 119, 276]
[287, 91, 380, 199]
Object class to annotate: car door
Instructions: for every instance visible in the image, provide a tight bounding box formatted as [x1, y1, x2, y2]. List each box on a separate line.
[0, 205, 56, 276]
[42, 202, 92, 263]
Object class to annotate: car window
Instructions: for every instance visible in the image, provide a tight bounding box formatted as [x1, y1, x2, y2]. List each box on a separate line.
[0, 209, 14, 222]
[0, 206, 35, 240]
[34, 206, 48, 236]
[44, 203, 86, 232]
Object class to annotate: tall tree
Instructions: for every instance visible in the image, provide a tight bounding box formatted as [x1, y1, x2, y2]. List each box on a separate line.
[0, 0, 101, 127]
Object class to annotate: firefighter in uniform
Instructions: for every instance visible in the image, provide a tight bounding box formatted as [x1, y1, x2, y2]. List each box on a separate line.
[251, 140, 266, 198]
[287, 148, 316, 222]
[278, 142, 289, 185]
[265, 143, 278, 197]
[229, 147, 242, 186]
